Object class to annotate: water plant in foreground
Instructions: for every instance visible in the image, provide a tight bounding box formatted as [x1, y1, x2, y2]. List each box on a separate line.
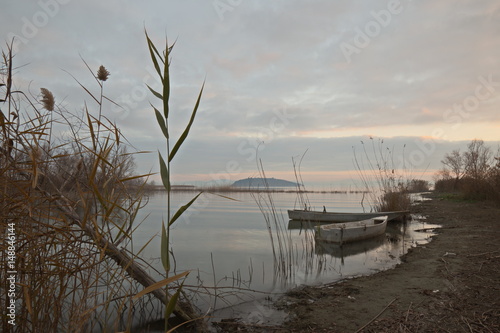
[142, 30, 206, 331]
[251, 157, 327, 285]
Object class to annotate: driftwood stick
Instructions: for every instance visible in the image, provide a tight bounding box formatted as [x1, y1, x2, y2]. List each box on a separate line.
[355, 298, 397, 333]
[52, 195, 201, 324]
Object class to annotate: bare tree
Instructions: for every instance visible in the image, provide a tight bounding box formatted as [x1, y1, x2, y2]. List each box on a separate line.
[464, 139, 492, 181]
[436, 140, 499, 200]
[441, 150, 465, 179]
[494, 146, 500, 170]
[441, 149, 466, 189]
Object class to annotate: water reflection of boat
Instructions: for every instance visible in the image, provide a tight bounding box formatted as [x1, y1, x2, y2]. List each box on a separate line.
[314, 216, 388, 244]
[287, 209, 409, 223]
[288, 219, 323, 230]
[315, 234, 386, 259]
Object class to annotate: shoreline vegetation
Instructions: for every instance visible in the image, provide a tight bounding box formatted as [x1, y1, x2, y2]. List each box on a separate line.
[256, 192, 500, 332]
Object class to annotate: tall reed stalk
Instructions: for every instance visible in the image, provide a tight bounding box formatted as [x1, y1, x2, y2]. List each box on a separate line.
[144, 30, 205, 331]
[292, 150, 311, 210]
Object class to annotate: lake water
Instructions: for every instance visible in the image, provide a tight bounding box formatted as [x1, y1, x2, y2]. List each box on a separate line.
[129, 190, 438, 327]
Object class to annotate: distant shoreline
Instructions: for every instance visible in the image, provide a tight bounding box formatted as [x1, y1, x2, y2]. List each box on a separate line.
[141, 184, 369, 194]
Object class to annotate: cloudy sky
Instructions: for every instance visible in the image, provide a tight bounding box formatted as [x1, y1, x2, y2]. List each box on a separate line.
[2, 0, 499, 188]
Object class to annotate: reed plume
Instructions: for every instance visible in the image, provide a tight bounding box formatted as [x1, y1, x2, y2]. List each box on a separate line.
[40, 87, 55, 111]
[97, 65, 110, 81]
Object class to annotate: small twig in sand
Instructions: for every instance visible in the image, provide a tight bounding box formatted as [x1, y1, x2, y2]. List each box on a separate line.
[479, 261, 486, 272]
[441, 258, 450, 274]
[355, 298, 397, 333]
[405, 302, 413, 322]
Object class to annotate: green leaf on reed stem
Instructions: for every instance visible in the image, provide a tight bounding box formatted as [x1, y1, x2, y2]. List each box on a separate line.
[158, 152, 170, 192]
[147, 84, 163, 100]
[169, 192, 203, 227]
[154, 106, 169, 139]
[165, 280, 186, 324]
[145, 30, 164, 80]
[161, 220, 170, 273]
[162, 39, 170, 120]
[169, 82, 204, 162]
[132, 270, 189, 300]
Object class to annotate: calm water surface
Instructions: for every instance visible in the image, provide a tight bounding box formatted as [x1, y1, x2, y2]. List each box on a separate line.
[132, 190, 437, 326]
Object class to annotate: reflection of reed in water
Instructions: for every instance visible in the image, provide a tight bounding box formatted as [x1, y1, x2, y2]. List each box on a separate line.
[253, 189, 296, 282]
[252, 168, 330, 283]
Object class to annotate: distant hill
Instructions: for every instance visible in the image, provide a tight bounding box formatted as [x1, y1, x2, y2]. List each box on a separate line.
[231, 177, 299, 188]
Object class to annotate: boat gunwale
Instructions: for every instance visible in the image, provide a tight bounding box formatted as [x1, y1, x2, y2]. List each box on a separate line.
[320, 216, 388, 230]
[288, 209, 409, 222]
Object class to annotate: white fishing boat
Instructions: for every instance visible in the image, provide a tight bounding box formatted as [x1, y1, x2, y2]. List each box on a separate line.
[314, 216, 388, 244]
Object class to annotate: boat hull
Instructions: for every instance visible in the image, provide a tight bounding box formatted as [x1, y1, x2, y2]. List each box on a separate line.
[314, 216, 388, 244]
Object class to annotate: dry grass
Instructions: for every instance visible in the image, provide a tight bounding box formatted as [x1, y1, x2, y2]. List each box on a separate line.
[353, 138, 413, 212]
[0, 42, 167, 332]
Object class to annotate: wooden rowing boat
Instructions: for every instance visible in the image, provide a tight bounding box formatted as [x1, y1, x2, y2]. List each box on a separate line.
[314, 216, 388, 244]
[288, 209, 408, 222]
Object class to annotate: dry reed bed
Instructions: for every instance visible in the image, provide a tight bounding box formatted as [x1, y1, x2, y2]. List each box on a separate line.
[1, 37, 200, 332]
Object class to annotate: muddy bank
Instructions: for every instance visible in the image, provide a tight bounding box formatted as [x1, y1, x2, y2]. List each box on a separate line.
[216, 193, 500, 332]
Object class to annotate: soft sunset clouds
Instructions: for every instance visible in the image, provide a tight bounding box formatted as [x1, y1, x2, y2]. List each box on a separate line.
[2, 0, 499, 186]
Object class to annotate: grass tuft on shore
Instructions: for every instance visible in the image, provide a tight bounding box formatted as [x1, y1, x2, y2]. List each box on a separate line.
[353, 137, 425, 213]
